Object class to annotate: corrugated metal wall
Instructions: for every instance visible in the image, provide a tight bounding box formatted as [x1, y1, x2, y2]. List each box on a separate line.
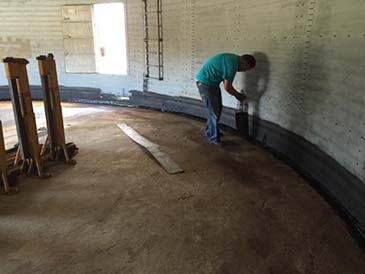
[0, 0, 142, 95]
[144, 0, 365, 182]
[0, 0, 364, 182]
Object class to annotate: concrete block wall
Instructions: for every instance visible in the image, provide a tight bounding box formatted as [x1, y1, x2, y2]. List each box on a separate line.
[0, 0, 364, 183]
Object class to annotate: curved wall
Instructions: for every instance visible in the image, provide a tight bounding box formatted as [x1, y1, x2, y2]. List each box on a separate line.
[0, 0, 364, 239]
[129, 0, 365, 184]
[0, 0, 363, 183]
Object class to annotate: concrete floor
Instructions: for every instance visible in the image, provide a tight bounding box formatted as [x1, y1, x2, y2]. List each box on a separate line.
[0, 101, 364, 274]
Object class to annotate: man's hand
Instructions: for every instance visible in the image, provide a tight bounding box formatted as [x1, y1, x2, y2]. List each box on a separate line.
[235, 93, 247, 102]
[224, 80, 248, 102]
[224, 80, 246, 100]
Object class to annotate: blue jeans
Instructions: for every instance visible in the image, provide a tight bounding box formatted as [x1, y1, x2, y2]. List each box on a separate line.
[197, 82, 222, 143]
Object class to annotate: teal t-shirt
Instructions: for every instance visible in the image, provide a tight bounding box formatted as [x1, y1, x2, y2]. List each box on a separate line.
[196, 53, 239, 87]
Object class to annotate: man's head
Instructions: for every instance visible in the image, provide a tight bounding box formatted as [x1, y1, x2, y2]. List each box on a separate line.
[238, 54, 256, 72]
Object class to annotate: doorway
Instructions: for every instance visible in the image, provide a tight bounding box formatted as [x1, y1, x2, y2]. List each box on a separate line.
[93, 3, 127, 75]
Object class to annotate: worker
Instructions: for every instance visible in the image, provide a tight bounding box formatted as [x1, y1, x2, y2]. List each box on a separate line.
[196, 53, 256, 145]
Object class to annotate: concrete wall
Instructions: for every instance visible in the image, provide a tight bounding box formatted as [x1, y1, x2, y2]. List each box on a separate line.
[0, 0, 364, 183]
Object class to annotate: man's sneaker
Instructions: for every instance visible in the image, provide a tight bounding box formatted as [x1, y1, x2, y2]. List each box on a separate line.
[210, 140, 222, 147]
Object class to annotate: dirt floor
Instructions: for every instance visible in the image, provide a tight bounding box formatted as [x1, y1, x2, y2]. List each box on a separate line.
[0, 101, 364, 274]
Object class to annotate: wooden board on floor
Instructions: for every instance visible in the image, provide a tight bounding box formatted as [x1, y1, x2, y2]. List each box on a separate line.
[117, 123, 184, 175]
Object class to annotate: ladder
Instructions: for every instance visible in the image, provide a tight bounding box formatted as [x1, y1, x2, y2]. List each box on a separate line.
[142, 0, 164, 91]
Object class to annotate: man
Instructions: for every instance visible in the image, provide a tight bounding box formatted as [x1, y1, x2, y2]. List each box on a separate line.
[196, 53, 256, 145]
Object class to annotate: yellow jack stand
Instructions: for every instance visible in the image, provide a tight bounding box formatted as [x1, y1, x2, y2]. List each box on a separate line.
[0, 121, 19, 195]
[3, 58, 50, 178]
[37, 54, 77, 165]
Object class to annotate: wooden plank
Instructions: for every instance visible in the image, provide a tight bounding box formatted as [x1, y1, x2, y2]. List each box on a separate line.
[148, 146, 184, 175]
[117, 123, 156, 148]
[117, 123, 184, 174]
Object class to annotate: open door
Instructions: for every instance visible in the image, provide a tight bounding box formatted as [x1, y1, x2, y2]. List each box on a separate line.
[93, 3, 128, 75]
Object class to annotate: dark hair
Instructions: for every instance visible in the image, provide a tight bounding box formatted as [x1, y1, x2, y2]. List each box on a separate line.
[241, 54, 256, 68]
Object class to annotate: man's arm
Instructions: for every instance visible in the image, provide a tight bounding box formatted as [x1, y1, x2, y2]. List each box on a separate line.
[223, 80, 246, 101]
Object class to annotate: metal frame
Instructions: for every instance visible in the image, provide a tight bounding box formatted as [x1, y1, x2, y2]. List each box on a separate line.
[0, 121, 19, 195]
[3, 57, 50, 178]
[37, 54, 77, 165]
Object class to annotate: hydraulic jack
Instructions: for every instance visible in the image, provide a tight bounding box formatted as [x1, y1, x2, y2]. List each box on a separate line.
[37, 54, 77, 164]
[3, 58, 50, 178]
[0, 121, 19, 195]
